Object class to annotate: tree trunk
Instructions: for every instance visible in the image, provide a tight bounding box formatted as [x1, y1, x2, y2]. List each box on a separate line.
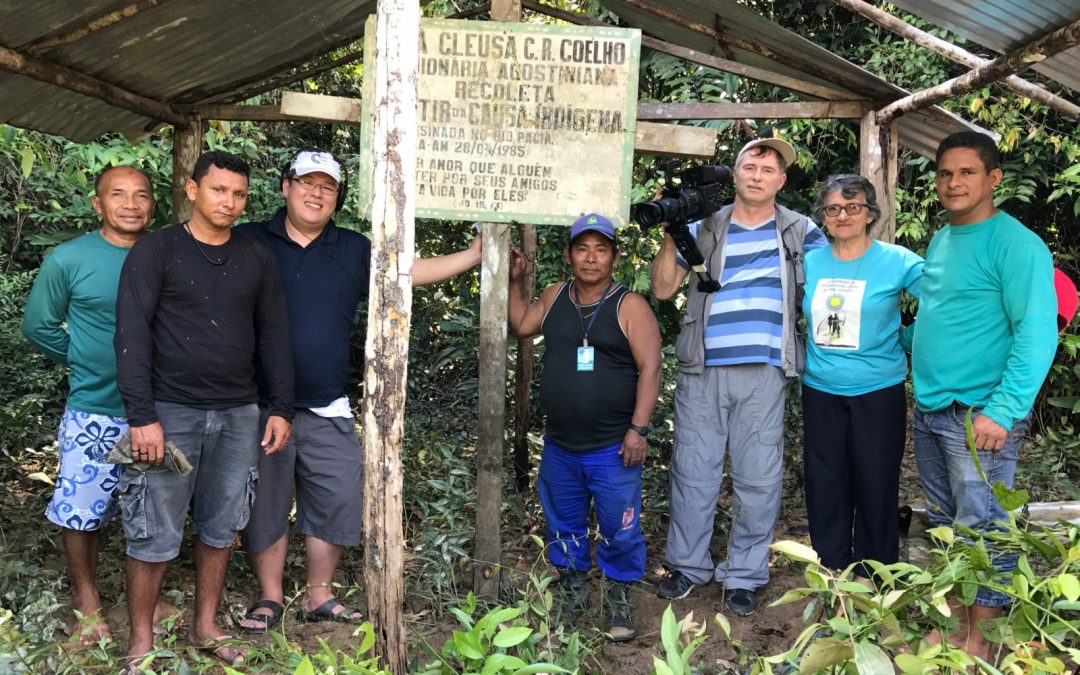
[362, 0, 419, 671]
[170, 118, 202, 224]
[860, 111, 898, 243]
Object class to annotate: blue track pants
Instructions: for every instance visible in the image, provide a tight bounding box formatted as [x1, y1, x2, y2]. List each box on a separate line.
[537, 438, 645, 582]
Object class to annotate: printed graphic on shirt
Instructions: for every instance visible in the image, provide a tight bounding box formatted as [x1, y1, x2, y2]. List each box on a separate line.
[810, 278, 866, 350]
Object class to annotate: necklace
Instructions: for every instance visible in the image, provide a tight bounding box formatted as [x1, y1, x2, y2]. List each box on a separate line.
[184, 222, 230, 266]
[571, 280, 615, 348]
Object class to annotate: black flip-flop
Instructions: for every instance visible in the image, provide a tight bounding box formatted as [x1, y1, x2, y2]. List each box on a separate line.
[240, 599, 283, 634]
[301, 598, 364, 624]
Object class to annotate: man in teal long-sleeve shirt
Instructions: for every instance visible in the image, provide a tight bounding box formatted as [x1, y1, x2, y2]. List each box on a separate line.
[21, 166, 173, 645]
[911, 132, 1057, 662]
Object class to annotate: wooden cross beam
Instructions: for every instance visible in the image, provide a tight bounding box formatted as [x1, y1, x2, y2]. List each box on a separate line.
[830, 0, 1079, 120]
[877, 17, 1080, 124]
[0, 42, 187, 126]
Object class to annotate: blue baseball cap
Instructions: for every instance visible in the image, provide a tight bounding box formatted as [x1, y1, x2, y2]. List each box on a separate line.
[569, 213, 616, 244]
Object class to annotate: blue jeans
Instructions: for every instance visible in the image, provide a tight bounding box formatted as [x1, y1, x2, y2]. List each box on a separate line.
[537, 438, 645, 583]
[913, 403, 1030, 607]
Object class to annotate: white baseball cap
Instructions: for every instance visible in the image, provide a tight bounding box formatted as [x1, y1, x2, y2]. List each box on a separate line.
[736, 138, 797, 167]
[290, 150, 342, 183]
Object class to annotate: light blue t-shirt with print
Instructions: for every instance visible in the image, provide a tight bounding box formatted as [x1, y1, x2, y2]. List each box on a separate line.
[802, 240, 924, 396]
[679, 215, 826, 368]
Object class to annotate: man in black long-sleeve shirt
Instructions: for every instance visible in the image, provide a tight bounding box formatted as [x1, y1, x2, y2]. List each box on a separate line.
[114, 150, 293, 668]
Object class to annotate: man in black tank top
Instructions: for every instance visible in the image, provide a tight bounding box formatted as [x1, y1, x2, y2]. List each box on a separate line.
[509, 213, 661, 642]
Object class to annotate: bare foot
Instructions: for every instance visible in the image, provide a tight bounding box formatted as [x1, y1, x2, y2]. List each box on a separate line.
[152, 599, 183, 634]
[66, 611, 113, 646]
[190, 629, 247, 667]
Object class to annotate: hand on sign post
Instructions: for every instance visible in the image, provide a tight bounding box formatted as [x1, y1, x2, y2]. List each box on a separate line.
[509, 245, 532, 284]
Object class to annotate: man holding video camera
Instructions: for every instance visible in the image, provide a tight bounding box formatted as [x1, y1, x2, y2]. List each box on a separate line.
[651, 138, 825, 616]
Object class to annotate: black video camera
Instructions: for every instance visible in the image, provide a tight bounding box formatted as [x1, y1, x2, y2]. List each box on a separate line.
[635, 165, 733, 230]
[634, 164, 734, 293]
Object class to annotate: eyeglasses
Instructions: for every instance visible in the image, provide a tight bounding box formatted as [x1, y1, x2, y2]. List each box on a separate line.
[822, 203, 869, 218]
[292, 175, 340, 195]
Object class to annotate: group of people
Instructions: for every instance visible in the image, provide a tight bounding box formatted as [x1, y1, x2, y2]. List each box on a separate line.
[510, 132, 1061, 659]
[23, 148, 482, 669]
[22, 130, 1063, 663]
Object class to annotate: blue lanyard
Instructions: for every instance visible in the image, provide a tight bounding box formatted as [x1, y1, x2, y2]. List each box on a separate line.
[572, 280, 615, 347]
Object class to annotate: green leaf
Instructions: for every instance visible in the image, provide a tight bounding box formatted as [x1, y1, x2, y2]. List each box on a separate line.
[854, 641, 894, 675]
[293, 656, 316, 675]
[771, 540, 821, 564]
[992, 482, 1029, 512]
[798, 638, 853, 674]
[19, 145, 34, 177]
[715, 612, 731, 639]
[492, 626, 532, 648]
[482, 654, 527, 675]
[1058, 573, 1080, 602]
[652, 658, 676, 675]
[358, 621, 376, 654]
[660, 605, 680, 663]
[970, 539, 992, 572]
[511, 664, 571, 674]
[453, 630, 485, 660]
[964, 408, 988, 483]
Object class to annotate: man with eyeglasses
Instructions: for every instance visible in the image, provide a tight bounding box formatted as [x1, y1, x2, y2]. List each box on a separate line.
[236, 149, 482, 632]
[651, 138, 826, 616]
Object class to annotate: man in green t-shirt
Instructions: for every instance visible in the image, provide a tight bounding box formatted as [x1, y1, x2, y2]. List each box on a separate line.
[22, 166, 174, 645]
[911, 132, 1057, 662]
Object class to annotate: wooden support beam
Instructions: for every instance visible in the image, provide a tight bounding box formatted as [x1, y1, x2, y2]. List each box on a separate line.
[185, 104, 288, 121]
[450, 2, 492, 19]
[830, 0, 1079, 120]
[183, 33, 365, 105]
[362, 1, 417, 671]
[220, 49, 365, 106]
[860, 110, 898, 243]
[281, 91, 361, 123]
[619, 0, 872, 96]
[170, 117, 203, 223]
[640, 36, 852, 101]
[637, 101, 871, 120]
[877, 17, 1080, 124]
[24, 0, 167, 56]
[636, 121, 717, 158]
[522, 0, 605, 26]
[0, 42, 187, 126]
[472, 0, 522, 601]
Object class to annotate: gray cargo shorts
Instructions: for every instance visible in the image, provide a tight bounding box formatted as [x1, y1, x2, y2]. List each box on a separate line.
[242, 408, 363, 553]
[117, 402, 261, 563]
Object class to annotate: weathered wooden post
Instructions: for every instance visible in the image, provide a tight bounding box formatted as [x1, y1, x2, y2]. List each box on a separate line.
[859, 110, 898, 243]
[362, 0, 419, 670]
[170, 116, 202, 223]
[472, 0, 524, 599]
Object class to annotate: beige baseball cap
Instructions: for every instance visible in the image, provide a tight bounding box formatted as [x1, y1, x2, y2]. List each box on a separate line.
[736, 138, 797, 167]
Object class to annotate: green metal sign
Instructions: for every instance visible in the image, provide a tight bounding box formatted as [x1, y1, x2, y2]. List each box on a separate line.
[359, 17, 640, 227]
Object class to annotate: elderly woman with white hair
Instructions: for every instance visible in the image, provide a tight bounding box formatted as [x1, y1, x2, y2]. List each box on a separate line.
[801, 174, 924, 578]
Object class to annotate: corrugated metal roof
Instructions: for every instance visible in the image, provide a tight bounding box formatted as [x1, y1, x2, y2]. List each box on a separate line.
[598, 0, 993, 158]
[0, 0, 376, 142]
[890, 0, 1080, 93]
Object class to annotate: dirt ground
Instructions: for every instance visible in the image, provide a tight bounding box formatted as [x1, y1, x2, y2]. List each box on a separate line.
[5, 443, 927, 674]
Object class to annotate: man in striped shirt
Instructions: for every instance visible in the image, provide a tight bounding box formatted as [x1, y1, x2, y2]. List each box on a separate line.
[651, 138, 825, 615]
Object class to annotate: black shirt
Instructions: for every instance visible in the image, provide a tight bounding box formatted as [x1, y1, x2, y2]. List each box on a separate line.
[539, 282, 638, 451]
[236, 209, 371, 408]
[114, 224, 294, 426]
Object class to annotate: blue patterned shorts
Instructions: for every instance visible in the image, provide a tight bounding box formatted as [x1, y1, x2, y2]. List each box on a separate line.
[45, 407, 127, 532]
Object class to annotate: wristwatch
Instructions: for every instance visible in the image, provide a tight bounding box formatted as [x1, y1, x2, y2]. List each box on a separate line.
[629, 424, 651, 438]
